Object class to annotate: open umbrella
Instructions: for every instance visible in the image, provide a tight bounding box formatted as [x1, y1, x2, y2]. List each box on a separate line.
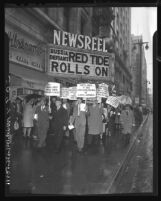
[118, 95, 132, 105]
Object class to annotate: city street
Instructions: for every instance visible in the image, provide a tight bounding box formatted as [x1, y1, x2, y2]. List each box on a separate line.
[8, 115, 151, 195]
[109, 113, 153, 194]
[5, 6, 156, 197]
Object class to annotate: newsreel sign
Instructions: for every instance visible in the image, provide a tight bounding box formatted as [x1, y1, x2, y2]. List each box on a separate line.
[47, 30, 115, 81]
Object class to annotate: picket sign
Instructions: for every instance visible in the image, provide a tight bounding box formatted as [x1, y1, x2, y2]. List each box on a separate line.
[76, 83, 96, 98]
[68, 87, 77, 100]
[106, 96, 120, 108]
[44, 82, 60, 96]
[97, 83, 109, 98]
[60, 87, 69, 99]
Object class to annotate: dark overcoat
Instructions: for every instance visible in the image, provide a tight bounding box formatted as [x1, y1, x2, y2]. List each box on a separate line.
[35, 105, 49, 130]
[51, 106, 68, 132]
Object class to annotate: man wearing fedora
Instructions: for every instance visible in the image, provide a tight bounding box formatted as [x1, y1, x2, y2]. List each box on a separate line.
[50, 97, 68, 153]
[34, 97, 49, 148]
[120, 104, 135, 146]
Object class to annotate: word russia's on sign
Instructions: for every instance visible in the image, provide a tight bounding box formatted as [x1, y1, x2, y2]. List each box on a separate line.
[53, 30, 108, 53]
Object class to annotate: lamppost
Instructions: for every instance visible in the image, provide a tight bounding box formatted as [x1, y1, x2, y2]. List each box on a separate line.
[146, 80, 151, 106]
[133, 40, 149, 105]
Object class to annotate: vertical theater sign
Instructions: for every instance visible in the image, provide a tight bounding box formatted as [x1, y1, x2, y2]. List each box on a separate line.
[47, 30, 115, 82]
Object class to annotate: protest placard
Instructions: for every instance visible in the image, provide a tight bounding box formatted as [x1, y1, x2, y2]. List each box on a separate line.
[44, 82, 60, 96]
[76, 83, 96, 98]
[97, 83, 109, 98]
[60, 87, 69, 99]
[106, 96, 119, 108]
[68, 87, 77, 100]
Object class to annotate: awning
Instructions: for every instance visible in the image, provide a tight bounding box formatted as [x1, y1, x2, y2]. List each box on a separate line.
[9, 62, 48, 90]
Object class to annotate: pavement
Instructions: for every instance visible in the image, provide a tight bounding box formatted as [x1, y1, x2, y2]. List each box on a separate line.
[8, 116, 149, 195]
[108, 113, 153, 194]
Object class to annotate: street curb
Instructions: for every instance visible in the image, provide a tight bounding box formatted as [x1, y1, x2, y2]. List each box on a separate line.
[106, 114, 149, 194]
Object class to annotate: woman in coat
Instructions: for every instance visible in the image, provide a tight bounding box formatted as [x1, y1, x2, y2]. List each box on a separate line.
[87, 100, 103, 146]
[34, 98, 49, 148]
[108, 106, 116, 136]
[120, 104, 135, 146]
[115, 106, 121, 131]
[22, 99, 34, 138]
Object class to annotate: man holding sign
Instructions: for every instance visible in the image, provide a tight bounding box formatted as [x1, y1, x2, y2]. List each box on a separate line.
[70, 98, 88, 153]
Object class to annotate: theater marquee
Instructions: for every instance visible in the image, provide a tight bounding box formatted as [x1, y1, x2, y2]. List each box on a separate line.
[47, 30, 115, 80]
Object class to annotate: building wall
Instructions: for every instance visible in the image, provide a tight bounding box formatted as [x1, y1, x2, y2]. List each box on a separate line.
[111, 7, 132, 96]
[6, 6, 133, 95]
[131, 34, 148, 104]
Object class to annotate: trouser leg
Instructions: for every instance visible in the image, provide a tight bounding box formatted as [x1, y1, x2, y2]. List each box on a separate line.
[76, 124, 85, 150]
[27, 127, 31, 137]
[38, 128, 47, 147]
[94, 135, 99, 145]
[23, 127, 27, 137]
[55, 129, 64, 151]
[73, 129, 77, 141]
[87, 134, 93, 145]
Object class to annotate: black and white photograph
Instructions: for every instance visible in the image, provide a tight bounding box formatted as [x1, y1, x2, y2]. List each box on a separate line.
[5, 5, 157, 195]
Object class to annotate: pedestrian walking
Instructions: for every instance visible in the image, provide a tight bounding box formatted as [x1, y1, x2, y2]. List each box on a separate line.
[108, 107, 116, 136]
[34, 98, 49, 148]
[120, 104, 135, 146]
[87, 100, 103, 149]
[138, 105, 143, 124]
[22, 99, 34, 138]
[32, 100, 41, 140]
[48, 97, 57, 134]
[10, 97, 18, 139]
[71, 98, 87, 153]
[15, 97, 23, 133]
[62, 99, 71, 138]
[115, 106, 121, 131]
[50, 98, 68, 153]
[133, 105, 143, 126]
[101, 102, 107, 139]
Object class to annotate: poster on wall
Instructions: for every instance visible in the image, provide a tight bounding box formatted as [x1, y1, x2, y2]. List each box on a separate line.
[44, 82, 60, 96]
[76, 83, 96, 98]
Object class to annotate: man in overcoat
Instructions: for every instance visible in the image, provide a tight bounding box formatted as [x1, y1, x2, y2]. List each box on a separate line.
[87, 100, 103, 147]
[120, 104, 135, 146]
[34, 98, 49, 148]
[71, 98, 87, 153]
[51, 98, 68, 153]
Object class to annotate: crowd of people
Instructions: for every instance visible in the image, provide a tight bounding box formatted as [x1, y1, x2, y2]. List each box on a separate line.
[9, 95, 148, 153]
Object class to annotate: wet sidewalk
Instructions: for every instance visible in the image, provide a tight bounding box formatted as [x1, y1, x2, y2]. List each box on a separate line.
[8, 120, 147, 195]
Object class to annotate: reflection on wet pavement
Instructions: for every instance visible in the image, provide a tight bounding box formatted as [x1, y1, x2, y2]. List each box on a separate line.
[9, 127, 137, 195]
